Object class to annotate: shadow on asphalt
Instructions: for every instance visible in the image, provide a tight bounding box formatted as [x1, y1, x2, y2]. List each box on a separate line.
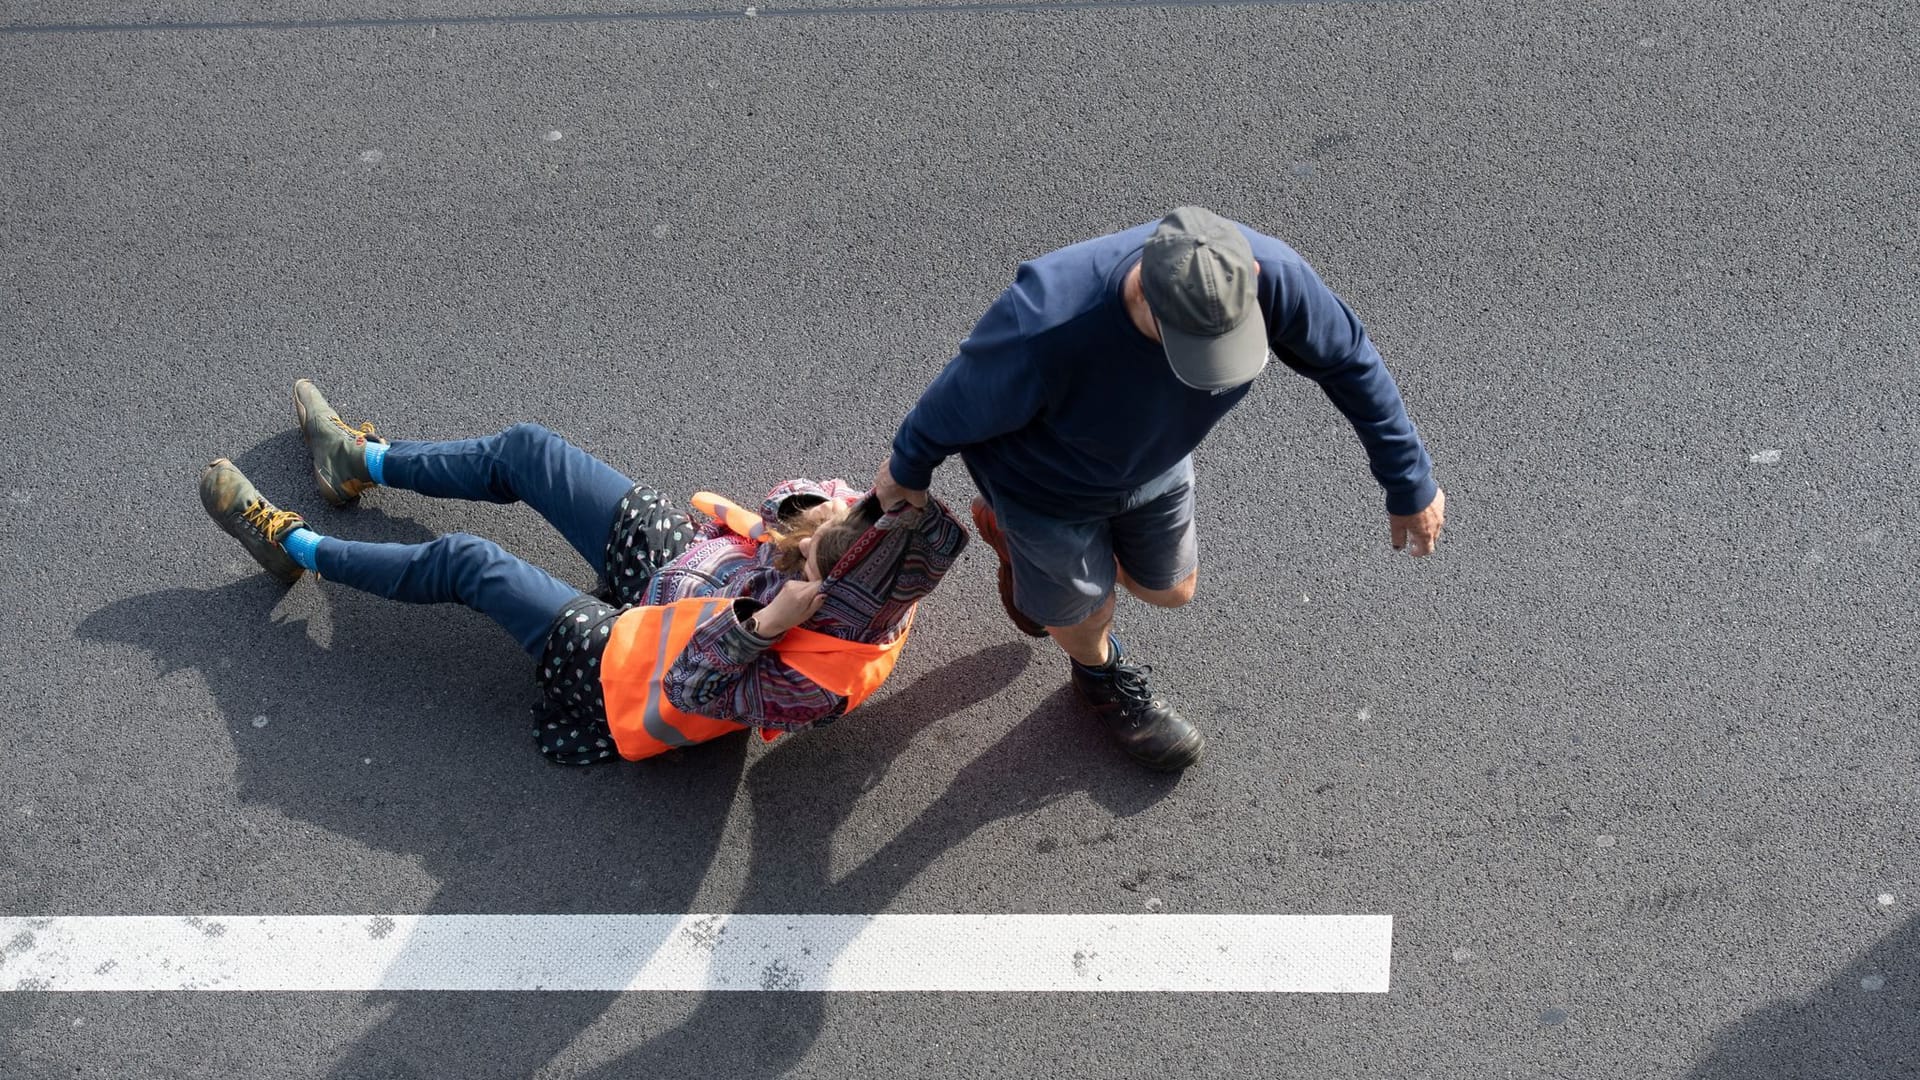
[1686, 913, 1915, 1080]
[569, 679, 1180, 1080]
[74, 437, 1181, 1077]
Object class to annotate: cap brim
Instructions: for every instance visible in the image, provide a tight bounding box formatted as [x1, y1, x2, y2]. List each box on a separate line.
[1160, 314, 1271, 392]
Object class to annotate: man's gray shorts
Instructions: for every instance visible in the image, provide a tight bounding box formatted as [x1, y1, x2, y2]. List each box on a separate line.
[966, 457, 1198, 629]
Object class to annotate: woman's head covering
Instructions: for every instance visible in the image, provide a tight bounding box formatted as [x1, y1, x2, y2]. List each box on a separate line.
[708, 479, 957, 645]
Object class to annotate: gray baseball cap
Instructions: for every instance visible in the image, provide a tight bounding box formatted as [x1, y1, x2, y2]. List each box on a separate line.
[1139, 206, 1271, 392]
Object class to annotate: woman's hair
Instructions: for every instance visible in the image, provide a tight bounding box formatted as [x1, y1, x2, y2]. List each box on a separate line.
[769, 499, 867, 577]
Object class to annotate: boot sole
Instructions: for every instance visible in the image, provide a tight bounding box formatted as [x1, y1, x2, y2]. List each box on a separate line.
[294, 379, 359, 508]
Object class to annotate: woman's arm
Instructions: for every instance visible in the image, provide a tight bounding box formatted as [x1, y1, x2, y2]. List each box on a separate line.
[662, 577, 846, 731]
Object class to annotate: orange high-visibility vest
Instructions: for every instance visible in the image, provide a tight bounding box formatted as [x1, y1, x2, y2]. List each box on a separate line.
[599, 493, 914, 761]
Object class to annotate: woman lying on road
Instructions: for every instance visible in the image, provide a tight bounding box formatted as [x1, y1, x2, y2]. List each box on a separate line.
[199, 380, 969, 764]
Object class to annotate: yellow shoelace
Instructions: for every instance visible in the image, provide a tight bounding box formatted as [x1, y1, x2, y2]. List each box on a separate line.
[240, 499, 303, 542]
[329, 414, 379, 440]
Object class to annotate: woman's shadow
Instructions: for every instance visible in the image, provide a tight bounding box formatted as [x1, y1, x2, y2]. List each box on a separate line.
[78, 459, 1176, 1077]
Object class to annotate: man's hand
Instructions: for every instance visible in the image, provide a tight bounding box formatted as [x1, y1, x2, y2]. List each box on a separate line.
[1390, 487, 1446, 557]
[873, 456, 930, 510]
[750, 580, 826, 639]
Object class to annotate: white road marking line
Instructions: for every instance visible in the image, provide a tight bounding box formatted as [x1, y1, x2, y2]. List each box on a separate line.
[1, 914, 1391, 992]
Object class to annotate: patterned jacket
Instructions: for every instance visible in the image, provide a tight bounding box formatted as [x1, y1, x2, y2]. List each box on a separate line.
[645, 479, 969, 731]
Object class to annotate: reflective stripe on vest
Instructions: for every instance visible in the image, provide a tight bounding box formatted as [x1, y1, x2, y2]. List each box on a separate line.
[601, 598, 746, 759]
[691, 491, 774, 542]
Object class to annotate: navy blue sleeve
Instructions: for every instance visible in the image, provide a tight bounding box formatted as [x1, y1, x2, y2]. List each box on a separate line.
[888, 272, 1051, 491]
[1261, 255, 1437, 516]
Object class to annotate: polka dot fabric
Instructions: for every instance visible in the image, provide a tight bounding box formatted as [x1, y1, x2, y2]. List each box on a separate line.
[597, 486, 696, 606]
[529, 486, 695, 766]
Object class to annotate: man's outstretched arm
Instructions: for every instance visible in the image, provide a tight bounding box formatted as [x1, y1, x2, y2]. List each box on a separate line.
[1262, 255, 1445, 555]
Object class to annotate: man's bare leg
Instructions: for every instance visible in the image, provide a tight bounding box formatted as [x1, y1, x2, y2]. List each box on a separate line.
[1116, 564, 1198, 609]
[1046, 592, 1116, 667]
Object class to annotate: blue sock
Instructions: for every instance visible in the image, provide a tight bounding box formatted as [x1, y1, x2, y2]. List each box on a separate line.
[282, 527, 323, 572]
[362, 442, 388, 486]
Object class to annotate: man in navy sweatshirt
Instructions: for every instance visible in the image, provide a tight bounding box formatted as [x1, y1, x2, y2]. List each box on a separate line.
[874, 207, 1446, 771]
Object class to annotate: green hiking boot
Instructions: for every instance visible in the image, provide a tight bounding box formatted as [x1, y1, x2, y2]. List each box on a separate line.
[199, 458, 309, 584]
[293, 378, 386, 507]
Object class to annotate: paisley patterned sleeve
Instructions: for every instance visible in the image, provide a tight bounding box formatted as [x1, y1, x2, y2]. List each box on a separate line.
[908, 497, 970, 579]
[880, 496, 970, 604]
[661, 570, 847, 732]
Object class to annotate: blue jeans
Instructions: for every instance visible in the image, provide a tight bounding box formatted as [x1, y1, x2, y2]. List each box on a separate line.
[311, 423, 636, 655]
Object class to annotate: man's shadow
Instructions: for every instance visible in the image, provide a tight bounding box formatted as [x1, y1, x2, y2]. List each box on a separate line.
[1687, 912, 1916, 1080]
[573, 684, 1178, 1078]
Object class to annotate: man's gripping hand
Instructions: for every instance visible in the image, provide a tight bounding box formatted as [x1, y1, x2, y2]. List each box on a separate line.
[873, 456, 930, 511]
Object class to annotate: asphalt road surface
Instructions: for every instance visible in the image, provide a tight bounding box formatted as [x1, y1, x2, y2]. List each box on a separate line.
[2, 0, 1915, 1076]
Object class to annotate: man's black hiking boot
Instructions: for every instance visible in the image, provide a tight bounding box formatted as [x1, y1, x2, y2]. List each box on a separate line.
[294, 378, 386, 507]
[200, 458, 309, 585]
[1070, 638, 1206, 772]
[970, 496, 1048, 638]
